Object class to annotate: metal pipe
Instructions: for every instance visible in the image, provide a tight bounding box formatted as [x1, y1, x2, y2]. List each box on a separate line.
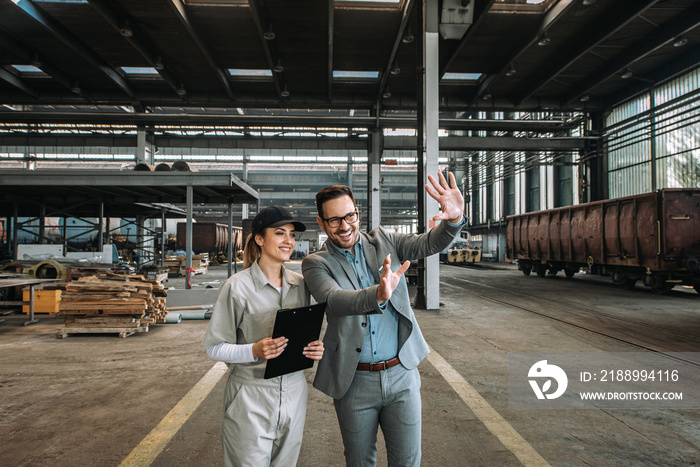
[165, 313, 182, 324]
[228, 200, 233, 278]
[178, 311, 212, 320]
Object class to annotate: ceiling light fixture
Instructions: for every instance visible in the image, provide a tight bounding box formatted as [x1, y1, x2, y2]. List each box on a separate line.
[580, 95, 590, 102]
[280, 85, 290, 98]
[176, 85, 187, 97]
[505, 64, 516, 77]
[673, 36, 688, 47]
[273, 59, 284, 73]
[390, 61, 401, 75]
[71, 82, 81, 94]
[153, 57, 165, 70]
[402, 28, 414, 44]
[263, 26, 276, 41]
[582, 0, 597, 5]
[620, 68, 633, 79]
[482, 92, 492, 100]
[537, 32, 551, 46]
[382, 87, 392, 99]
[119, 22, 133, 37]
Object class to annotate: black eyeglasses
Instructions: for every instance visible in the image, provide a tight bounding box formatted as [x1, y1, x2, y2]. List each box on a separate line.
[321, 210, 359, 228]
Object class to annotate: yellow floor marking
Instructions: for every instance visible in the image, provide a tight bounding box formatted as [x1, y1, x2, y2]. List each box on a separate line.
[119, 361, 228, 467]
[426, 345, 551, 467]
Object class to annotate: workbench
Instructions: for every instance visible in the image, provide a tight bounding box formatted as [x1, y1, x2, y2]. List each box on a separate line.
[0, 275, 63, 326]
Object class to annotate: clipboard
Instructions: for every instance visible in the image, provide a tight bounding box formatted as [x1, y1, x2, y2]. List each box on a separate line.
[263, 302, 326, 379]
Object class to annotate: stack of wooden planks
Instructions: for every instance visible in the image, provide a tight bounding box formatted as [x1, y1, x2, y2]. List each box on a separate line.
[56, 272, 167, 338]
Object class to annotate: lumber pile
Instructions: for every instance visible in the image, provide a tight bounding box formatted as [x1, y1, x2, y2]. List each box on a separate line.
[57, 272, 167, 336]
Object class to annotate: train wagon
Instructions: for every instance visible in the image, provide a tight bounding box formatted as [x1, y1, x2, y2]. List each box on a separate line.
[176, 223, 243, 260]
[506, 189, 700, 294]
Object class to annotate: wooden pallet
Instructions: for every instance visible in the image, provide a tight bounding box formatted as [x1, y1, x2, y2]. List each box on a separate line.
[55, 325, 150, 339]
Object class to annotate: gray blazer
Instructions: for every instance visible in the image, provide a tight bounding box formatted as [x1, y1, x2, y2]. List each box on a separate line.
[302, 220, 463, 399]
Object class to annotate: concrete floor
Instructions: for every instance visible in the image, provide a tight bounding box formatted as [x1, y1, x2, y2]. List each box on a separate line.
[1, 261, 699, 466]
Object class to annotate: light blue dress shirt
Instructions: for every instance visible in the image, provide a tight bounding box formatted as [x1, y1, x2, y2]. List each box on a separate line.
[329, 238, 399, 363]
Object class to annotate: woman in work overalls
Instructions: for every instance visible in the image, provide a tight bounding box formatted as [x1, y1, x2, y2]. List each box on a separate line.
[202, 206, 324, 467]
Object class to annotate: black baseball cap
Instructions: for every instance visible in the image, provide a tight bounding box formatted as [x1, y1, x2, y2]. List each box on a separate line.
[251, 206, 306, 237]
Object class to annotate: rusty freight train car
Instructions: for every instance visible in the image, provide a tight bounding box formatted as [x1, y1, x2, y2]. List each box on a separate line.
[506, 189, 700, 294]
[176, 223, 243, 261]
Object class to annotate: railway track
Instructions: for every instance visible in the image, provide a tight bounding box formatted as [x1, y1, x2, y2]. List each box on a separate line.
[440, 274, 700, 368]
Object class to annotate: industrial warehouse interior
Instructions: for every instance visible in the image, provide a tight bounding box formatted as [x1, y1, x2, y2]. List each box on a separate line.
[1, 0, 700, 466]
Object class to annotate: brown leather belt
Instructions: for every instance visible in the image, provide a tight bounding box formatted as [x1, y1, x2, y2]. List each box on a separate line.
[356, 357, 400, 372]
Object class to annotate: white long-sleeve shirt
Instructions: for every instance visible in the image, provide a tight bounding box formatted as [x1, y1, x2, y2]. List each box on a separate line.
[206, 341, 256, 363]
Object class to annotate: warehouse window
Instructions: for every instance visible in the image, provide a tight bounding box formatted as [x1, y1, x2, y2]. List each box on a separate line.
[228, 69, 273, 79]
[34, 0, 88, 3]
[526, 161, 540, 212]
[333, 71, 380, 81]
[9, 65, 46, 77]
[605, 67, 700, 198]
[121, 67, 160, 78]
[491, 0, 559, 14]
[442, 73, 482, 82]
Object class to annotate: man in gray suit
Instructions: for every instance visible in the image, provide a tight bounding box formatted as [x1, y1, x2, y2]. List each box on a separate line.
[302, 172, 465, 466]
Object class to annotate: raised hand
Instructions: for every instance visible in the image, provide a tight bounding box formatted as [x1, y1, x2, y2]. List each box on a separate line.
[377, 254, 411, 303]
[303, 340, 324, 360]
[425, 171, 465, 224]
[252, 336, 288, 360]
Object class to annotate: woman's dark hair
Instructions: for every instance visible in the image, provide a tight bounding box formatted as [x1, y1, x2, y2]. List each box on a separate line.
[315, 185, 356, 218]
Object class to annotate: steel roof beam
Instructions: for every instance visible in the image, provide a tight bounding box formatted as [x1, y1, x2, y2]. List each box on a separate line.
[468, 0, 574, 102]
[563, 5, 700, 104]
[0, 27, 86, 97]
[607, 44, 700, 109]
[86, 0, 185, 99]
[439, 0, 496, 78]
[377, 0, 415, 102]
[327, 0, 334, 102]
[168, 0, 235, 100]
[0, 169, 259, 204]
[11, 0, 137, 99]
[0, 110, 581, 131]
[248, 0, 284, 99]
[2, 132, 584, 151]
[0, 67, 37, 97]
[515, 0, 661, 105]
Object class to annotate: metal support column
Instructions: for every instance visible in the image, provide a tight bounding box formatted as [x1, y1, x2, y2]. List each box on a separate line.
[242, 158, 249, 223]
[12, 201, 18, 261]
[367, 129, 382, 230]
[61, 216, 67, 256]
[186, 185, 193, 289]
[97, 202, 104, 251]
[136, 215, 144, 269]
[228, 200, 234, 278]
[347, 159, 354, 189]
[161, 208, 167, 268]
[136, 125, 147, 165]
[416, 0, 441, 310]
[650, 92, 657, 192]
[39, 205, 46, 244]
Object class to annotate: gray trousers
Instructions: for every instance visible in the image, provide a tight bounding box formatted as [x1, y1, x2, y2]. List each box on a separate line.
[333, 364, 422, 467]
[222, 368, 308, 467]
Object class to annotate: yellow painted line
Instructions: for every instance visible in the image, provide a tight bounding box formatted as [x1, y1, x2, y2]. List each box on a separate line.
[120, 361, 229, 467]
[426, 345, 550, 467]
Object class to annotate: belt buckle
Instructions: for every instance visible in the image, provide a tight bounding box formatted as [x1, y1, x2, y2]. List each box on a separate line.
[370, 360, 387, 372]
